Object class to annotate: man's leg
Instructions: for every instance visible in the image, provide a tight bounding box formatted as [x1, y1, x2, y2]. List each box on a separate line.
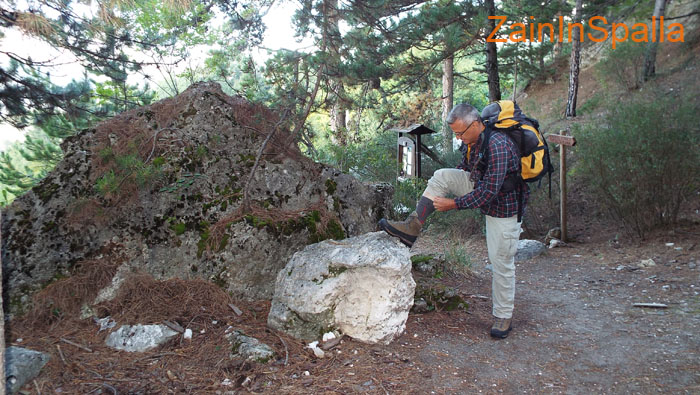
[485, 214, 521, 338]
[379, 169, 473, 247]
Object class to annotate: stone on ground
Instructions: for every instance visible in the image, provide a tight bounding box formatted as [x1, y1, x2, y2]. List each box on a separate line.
[225, 329, 275, 363]
[5, 346, 50, 394]
[268, 232, 415, 345]
[515, 239, 546, 262]
[105, 324, 178, 352]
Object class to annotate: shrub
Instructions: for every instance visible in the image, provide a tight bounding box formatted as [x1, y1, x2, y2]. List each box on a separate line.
[573, 96, 699, 238]
[595, 40, 645, 90]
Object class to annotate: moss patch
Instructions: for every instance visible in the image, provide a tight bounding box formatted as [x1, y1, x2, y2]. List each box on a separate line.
[410, 254, 434, 265]
[325, 178, 337, 195]
[415, 285, 468, 312]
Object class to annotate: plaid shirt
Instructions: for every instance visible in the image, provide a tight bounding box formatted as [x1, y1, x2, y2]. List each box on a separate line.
[455, 132, 529, 218]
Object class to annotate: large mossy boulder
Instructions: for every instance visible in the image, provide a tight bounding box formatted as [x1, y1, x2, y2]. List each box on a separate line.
[1, 82, 392, 311]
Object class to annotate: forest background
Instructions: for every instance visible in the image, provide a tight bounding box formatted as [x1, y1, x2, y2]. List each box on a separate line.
[1, 0, 698, 239]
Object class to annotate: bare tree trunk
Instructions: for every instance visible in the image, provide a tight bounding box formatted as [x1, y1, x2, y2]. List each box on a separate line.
[643, 0, 668, 80]
[566, 0, 583, 117]
[552, 0, 567, 58]
[327, 0, 348, 146]
[485, 0, 501, 102]
[441, 55, 454, 153]
[330, 82, 348, 145]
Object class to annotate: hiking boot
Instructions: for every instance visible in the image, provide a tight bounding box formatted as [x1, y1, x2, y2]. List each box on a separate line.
[490, 317, 512, 339]
[378, 212, 422, 248]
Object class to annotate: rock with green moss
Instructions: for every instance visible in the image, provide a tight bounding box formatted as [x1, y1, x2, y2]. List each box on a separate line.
[225, 329, 275, 363]
[1, 82, 393, 312]
[414, 285, 468, 312]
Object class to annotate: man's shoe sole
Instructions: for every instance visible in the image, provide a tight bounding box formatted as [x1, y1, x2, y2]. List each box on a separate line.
[378, 219, 416, 248]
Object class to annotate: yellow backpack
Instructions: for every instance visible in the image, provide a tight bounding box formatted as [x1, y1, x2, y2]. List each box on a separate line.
[481, 100, 553, 183]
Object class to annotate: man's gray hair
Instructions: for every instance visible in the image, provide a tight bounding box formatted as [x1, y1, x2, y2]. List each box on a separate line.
[446, 103, 481, 125]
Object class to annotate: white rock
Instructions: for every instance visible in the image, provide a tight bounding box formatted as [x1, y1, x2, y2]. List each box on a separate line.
[322, 332, 336, 342]
[184, 329, 193, 339]
[94, 316, 117, 332]
[639, 259, 657, 268]
[312, 347, 325, 358]
[548, 239, 566, 249]
[268, 232, 415, 345]
[93, 264, 133, 304]
[105, 325, 178, 352]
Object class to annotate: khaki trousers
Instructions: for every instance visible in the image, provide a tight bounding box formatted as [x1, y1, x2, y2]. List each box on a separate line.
[423, 169, 521, 319]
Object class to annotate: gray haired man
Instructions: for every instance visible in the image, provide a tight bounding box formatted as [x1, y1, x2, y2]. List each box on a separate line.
[379, 103, 528, 338]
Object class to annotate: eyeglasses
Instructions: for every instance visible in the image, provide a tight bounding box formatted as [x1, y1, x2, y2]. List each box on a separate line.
[454, 120, 477, 137]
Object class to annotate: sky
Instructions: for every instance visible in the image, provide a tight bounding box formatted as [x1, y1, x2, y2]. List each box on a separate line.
[0, 1, 309, 152]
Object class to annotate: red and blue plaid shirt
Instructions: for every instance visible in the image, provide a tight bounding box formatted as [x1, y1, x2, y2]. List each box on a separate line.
[455, 132, 529, 218]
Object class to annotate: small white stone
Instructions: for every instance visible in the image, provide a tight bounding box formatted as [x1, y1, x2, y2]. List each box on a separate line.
[322, 332, 336, 342]
[303, 371, 310, 376]
[15, 338, 22, 343]
[184, 329, 193, 339]
[221, 378, 232, 386]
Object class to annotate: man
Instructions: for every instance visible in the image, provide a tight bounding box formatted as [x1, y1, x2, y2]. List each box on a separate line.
[378, 103, 528, 339]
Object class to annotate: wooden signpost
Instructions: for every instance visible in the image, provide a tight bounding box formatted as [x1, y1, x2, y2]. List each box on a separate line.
[547, 132, 576, 242]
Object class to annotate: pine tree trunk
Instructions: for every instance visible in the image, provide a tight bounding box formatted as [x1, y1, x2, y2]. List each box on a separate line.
[566, 0, 583, 118]
[552, 0, 567, 58]
[442, 55, 454, 153]
[330, 83, 348, 146]
[485, 0, 501, 102]
[327, 0, 348, 146]
[643, 0, 667, 81]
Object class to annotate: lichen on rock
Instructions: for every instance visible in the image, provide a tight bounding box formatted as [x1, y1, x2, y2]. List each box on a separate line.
[1, 82, 393, 314]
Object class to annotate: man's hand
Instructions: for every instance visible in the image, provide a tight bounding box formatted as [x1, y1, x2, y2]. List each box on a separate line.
[433, 196, 457, 212]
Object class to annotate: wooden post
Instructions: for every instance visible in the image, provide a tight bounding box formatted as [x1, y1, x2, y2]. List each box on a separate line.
[547, 132, 576, 242]
[415, 133, 422, 178]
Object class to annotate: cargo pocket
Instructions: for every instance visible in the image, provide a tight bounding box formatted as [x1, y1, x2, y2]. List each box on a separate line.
[497, 229, 521, 260]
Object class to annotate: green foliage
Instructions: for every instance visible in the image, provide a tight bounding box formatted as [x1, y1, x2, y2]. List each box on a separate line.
[410, 254, 434, 265]
[425, 208, 485, 238]
[442, 245, 473, 276]
[95, 170, 120, 197]
[95, 153, 164, 197]
[596, 40, 646, 90]
[573, 96, 699, 238]
[577, 92, 605, 115]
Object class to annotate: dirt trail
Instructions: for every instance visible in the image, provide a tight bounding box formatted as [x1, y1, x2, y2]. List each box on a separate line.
[400, 233, 700, 394]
